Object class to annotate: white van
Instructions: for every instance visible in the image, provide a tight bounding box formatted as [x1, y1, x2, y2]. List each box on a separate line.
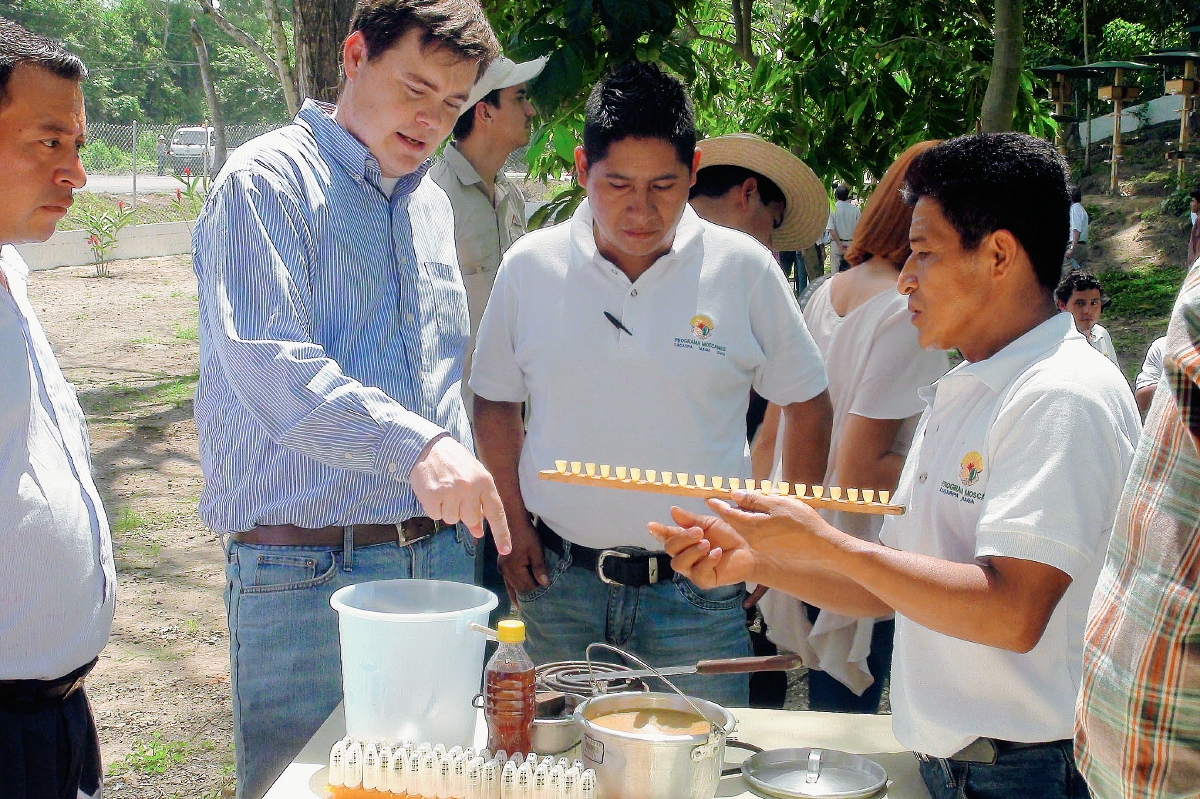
[169, 126, 214, 175]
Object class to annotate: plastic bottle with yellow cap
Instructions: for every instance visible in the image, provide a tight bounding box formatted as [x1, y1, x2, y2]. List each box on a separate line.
[484, 619, 536, 756]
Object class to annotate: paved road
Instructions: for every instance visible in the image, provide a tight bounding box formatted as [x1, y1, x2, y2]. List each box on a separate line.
[81, 174, 186, 195]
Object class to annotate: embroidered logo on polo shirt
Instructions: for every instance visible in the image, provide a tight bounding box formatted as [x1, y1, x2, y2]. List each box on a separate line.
[674, 315, 726, 356]
[960, 451, 984, 486]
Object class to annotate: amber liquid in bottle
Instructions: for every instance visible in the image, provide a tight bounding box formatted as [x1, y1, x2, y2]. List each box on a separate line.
[484, 630, 536, 756]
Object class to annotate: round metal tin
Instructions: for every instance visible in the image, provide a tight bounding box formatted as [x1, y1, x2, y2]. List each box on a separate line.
[740, 747, 887, 799]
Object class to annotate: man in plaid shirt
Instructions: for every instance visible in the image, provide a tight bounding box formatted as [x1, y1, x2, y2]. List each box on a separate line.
[1076, 256, 1200, 798]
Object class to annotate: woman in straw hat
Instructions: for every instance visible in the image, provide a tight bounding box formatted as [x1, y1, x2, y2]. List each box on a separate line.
[756, 141, 950, 712]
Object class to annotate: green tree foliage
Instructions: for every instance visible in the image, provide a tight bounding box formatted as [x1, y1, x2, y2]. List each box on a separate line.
[5, 0, 288, 124]
[505, 0, 1055, 217]
[688, 0, 1056, 184]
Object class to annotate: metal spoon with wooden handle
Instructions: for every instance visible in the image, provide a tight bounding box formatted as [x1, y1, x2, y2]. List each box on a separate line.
[591, 653, 802, 683]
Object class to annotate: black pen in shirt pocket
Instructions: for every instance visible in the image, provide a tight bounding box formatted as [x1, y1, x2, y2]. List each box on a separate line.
[604, 311, 633, 336]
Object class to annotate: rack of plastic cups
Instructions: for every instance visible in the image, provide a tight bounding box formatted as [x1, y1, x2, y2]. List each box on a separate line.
[328, 738, 597, 799]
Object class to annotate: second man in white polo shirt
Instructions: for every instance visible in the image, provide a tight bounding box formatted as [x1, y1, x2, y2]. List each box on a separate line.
[650, 133, 1141, 798]
[470, 61, 832, 705]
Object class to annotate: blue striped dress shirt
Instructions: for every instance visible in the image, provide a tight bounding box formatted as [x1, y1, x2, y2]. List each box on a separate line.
[192, 100, 472, 533]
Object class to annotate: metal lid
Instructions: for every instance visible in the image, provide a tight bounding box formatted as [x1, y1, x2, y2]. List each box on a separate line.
[740, 748, 887, 799]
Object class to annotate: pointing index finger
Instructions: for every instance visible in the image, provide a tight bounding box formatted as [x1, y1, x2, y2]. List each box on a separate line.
[481, 486, 512, 555]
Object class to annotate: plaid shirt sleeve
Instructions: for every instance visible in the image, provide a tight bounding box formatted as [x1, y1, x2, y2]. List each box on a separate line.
[1075, 259, 1200, 799]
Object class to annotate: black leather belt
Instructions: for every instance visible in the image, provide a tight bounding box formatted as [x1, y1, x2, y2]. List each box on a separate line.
[0, 657, 97, 712]
[232, 518, 452, 547]
[917, 738, 1071, 765]
[535, 519, 674, 587]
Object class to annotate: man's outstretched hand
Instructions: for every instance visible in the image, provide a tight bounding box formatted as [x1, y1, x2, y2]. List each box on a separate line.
[648, 504, 758, 589]
[409, 435, 511, 554]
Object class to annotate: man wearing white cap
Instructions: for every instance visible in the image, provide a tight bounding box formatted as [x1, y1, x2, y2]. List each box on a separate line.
[430, 54, 547, 414]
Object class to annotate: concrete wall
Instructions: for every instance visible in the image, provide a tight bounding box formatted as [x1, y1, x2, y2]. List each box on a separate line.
[1080, 94, 1184, 146]
[15, 220, 193, 271]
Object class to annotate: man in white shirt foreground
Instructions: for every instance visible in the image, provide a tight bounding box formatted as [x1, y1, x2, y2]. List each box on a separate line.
[470, 61, 832, 705]
[650, 132, 1140, 799]
[0, 19, 114, 799]
[1055, 270, 1118, 367]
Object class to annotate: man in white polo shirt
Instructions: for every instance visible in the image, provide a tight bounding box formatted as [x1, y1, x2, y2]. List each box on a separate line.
[470, 61, 832, 705]
[649, 133, 1140, 798]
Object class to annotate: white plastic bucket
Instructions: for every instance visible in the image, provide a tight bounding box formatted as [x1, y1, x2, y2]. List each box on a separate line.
[330, 579, 498, 745]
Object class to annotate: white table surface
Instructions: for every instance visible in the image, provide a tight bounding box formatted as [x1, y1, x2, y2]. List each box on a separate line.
[264, 703, 932, 799]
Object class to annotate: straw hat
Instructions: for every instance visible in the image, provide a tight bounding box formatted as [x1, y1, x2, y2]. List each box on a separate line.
[696, 134, 827, 250]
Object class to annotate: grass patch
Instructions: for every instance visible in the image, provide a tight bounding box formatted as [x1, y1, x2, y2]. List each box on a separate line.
[132, 332, 157, 345]
[83, 373, 198, 420]
[113, 506, 148, 534]
[174, 323, 199, 341]
[1097, 264, 1186, 318]
[110, 732, 189, 776]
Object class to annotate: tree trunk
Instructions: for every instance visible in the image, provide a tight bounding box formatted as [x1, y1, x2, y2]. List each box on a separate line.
[979, 0, 1024, 132]
[293, 0, 356, 102]
[190, 19, 228, 175]
[196, 0, 295, 116]
[262, 0, 300, 115]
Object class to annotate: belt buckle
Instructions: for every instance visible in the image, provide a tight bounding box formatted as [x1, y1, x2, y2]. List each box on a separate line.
[596, 550, 630, 586]
[395, 523, 409, 547]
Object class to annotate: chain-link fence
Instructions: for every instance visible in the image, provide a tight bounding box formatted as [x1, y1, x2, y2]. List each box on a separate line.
[71, 122, 283, 226]
[83, 122, 282, 178]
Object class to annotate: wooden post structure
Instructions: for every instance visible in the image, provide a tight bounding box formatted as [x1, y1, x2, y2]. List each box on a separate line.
[1098, 67, 1141, 195]
[1050, 72, 1072, 155]
[1139, 51, 1200, 189]
[1110, 67, 1125, 195]
[1167, 59, 1197, 185]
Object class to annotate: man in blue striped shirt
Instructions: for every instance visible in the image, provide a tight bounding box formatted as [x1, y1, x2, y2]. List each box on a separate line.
[191, 2, 510, 796]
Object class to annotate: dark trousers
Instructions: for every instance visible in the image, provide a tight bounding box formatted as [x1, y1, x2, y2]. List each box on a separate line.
[806, 603, 894, 713]
[918, 741, 1091, 799]
[0, 684, 103, 799]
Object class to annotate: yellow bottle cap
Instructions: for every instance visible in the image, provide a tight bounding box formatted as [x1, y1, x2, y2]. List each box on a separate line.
[496, 619, 526, 644]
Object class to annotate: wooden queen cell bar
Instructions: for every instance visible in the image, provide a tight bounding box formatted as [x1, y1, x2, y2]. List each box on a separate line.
[540, 460, 904, 516]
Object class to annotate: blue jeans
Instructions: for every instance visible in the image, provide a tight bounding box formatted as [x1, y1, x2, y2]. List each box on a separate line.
[224, 526, 476, 799]
[918, 742, 1091, 799]
[517, 541, 752, 707]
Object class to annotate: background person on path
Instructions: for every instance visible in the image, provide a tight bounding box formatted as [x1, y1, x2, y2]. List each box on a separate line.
[0, 19, 113, 799]
[1065, 185, 1089, 271]
[651, 133, 1141, 799]
[470, 62, 832, 706]
[755, 141, 950, 715]
[826, 182, 860, 272]
[156, 133, 168, 176]
[190, 2, 509, 796]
